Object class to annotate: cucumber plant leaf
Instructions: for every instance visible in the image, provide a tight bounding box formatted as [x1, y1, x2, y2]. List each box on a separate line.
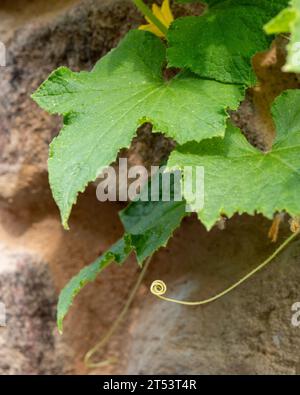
[57, 170, 187, 330]
[57, 236, 132, 333]
[32, 29, 242, 228]
[265, 0, 300, 73]
[120, 169, 187, 264]
[168, 0, 289, 85]
[168, 90, 300, 230]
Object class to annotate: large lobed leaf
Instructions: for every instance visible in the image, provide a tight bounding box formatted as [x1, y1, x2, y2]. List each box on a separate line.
[168, 89, 300, 230]
[32, 30, 242, 228]
[168, 0, 289, 85]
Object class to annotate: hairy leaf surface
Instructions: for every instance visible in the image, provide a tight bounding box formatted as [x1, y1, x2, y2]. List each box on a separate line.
[168, 0, 289, 85]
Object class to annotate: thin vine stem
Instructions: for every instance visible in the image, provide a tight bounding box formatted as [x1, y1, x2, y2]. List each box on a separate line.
[84, 255, 153, 368]
[151, 230, 300, 305]
[133, 0, 168, 36]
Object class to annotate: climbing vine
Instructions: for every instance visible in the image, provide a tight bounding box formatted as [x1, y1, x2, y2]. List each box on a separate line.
[32, 0, 300, 343]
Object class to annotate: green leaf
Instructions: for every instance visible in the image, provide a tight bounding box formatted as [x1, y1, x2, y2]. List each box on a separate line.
[32, 30, 243, 229]
[265, 0, 300, 72]
[57, 170, 188, 331]
[168, 89, 300, 230]
[57, 236, 132, 333]
[168, 0, 289, 85]
[264, 8, 298, 34]
[120, 170, 187, 264]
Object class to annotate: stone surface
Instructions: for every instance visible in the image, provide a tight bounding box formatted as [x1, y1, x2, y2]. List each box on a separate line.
[127, 216, 300, 375]
[0, 189, 141, 375]
[0, 244, 70, 374]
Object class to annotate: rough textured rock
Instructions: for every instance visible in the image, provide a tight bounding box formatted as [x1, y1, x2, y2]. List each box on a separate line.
[0, 190, 142, 375]
[0, 244, 70, 374]
[127, 216, 300, 375]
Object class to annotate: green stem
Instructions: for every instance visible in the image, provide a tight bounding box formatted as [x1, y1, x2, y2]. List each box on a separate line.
[133, 0, 168, 37]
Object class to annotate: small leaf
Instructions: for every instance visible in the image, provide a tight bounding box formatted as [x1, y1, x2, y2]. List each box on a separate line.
[264, 8, 298, 34]
[57, 236, 132, 333]
[57, 170, 188, 330]
[120, 169, 187, 263]
[265, 0, 300, 73]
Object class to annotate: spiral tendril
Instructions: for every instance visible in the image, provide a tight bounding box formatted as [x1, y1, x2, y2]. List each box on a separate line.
[150, 280, 167, 296]
[150, 230, 300, 306]
[84, 229, 299, 368]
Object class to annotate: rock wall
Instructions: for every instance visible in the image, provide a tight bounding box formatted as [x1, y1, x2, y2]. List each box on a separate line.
[0, 0, 300, 375]
[0, 245, 69, 374]
[127, 216, 300, 375]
